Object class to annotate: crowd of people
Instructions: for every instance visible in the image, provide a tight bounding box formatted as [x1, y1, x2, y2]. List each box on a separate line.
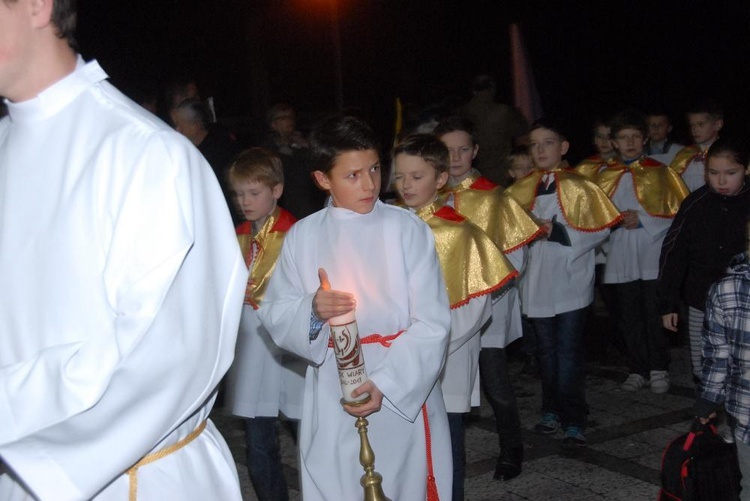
[3, 1, 750, 500]
[204, 85, 750, 499]
[179, 81, 749, 498]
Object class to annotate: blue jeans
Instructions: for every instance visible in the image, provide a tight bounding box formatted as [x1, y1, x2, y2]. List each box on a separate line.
[245, 417, 289, 501]
[532, 307, 588, 428]
[447, 412, 465, 501]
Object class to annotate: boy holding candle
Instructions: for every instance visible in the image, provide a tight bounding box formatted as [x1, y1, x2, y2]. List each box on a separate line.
[392, 133, 519, 498]
[258, 115, 453, 500]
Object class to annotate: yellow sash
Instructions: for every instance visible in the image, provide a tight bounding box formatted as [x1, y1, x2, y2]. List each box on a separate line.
[127, 420, 207, 501]
[237, 207, 296, 309]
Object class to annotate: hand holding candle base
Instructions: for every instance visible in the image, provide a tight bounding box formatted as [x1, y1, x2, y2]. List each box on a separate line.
[330, 307, 389, 501]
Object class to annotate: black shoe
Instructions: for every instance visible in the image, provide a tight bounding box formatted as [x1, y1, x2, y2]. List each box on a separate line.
[494, 446, 523, 481]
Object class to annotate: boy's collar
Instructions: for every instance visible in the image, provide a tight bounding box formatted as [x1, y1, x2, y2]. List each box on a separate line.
[539, 160, 569, 172]
[699, 137, 718, 151]
[621, 154, 645, 165]
[448, 168, 478, 187]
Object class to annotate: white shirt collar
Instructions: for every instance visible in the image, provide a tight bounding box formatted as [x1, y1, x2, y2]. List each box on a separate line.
[5, 57, 108, 123]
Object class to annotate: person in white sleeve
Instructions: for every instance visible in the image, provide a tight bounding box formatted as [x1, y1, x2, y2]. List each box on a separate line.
[0, 1, 247, 499]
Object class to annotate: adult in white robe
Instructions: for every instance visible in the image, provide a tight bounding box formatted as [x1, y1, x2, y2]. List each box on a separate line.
[258, 201, 453, 501]
[0, 59, 246, 501]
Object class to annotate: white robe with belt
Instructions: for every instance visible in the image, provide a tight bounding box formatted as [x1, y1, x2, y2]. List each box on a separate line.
[0, 59, 246, 501]
[258, 201, 453, 501]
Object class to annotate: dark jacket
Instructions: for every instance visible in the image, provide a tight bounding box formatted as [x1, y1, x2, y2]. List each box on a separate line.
[657, 178, 750, 314]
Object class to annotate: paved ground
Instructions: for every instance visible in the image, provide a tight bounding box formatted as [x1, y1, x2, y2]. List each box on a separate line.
[212, 310, 699, 500]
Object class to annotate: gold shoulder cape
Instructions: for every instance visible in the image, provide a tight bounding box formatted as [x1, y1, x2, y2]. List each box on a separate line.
[573, 155, 606, 180]
[669, 145, 703, 175]
[417, 200, 518, 308]
[597, 157, 689, 218]
[237, 207, 297, 309]
[450, 174, 543, 253]
[505, 164, 622, 232]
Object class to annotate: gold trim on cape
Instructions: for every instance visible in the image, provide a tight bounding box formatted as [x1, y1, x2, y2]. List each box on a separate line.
[597, 157, 689, 217]
[573, 155, 606, 180]
[449, 173, 543, 253]
[416, 200, 518, 308]
[505, 164, 623, 232]
[669, 145, 703, 175]
[237, 207, 294, 309]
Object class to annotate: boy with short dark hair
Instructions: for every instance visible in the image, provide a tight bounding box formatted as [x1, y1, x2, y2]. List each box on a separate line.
[575, 118, 618, 180]
[259, 115, 453, 500]
[506, 119, 621, 447]
[645, 110, 683, 165]
[670, 100, 724, 192]
[435, 115, 542, 479]
[392, 133, 518, 498]
[507, 145, 535, 183]
[596, 110, 689, 394]
[224, 148, 303, 501]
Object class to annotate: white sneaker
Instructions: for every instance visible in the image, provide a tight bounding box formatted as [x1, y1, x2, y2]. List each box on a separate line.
[716, 419, 736, 443]
[719, 425, 735, 444]
[621, 373, 647, 391]
[649, 370, 670, 394]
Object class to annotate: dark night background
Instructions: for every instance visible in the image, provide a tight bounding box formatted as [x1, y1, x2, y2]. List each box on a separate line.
[76, 0, 750, 163]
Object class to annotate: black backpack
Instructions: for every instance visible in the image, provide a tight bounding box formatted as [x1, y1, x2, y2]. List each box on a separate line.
[659, 419, 742, 501]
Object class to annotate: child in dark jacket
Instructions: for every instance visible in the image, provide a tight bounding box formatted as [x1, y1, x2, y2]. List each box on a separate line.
[658, 137, 750, 381]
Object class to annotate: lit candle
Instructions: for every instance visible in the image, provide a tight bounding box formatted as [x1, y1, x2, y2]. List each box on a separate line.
[329, 310, 370, 404]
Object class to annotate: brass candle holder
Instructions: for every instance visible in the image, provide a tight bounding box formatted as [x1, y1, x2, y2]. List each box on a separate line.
[355, 413, 390, 501]
[330, 312, 390, 501]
